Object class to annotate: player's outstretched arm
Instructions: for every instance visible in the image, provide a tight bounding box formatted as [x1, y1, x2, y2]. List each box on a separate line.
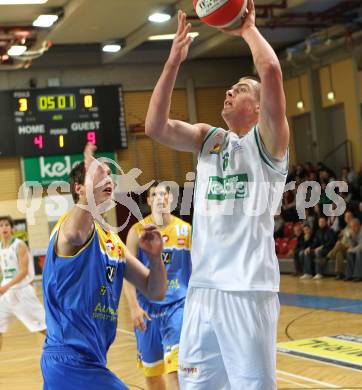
[123, 226, 152, 331]
[0, 241, 28, 295]
[124, 225, 167, 301]
[57, 144, 97, 255]
[223, 0, 289, 159]
[145, 10, 211, 153]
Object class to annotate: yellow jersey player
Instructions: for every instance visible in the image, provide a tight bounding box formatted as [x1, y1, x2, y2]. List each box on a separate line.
[124, 182, 192, 390]
[41, 144, 167, 390]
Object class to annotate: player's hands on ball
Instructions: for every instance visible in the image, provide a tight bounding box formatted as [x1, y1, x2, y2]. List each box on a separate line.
[221, 0, 256, 37]
[167, 10, 193, 67]
[130, 306, 151, 332]
[139, 225, 163, 261]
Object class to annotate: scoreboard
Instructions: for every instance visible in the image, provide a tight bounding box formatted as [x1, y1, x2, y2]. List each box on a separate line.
[0, 85, 127, 157]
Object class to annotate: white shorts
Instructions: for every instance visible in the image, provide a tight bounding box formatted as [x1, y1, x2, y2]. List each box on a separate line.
[178, 288, 279, 390]
[0, 284, 46, 333]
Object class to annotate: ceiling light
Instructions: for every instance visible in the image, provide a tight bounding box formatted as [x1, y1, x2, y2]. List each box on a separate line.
[0, 0, 47, 4]
[297, 100, 304, 110]
[102, 43, 121, 53]
[7, 45, 27, 56]
[148, 32, 199, 41]
[327, 91, 335, 101]
[326, 65, 335, 102]
[33, 14, 58, 28]
[148, 12, 171, 23]
[296, 76, 304, 111]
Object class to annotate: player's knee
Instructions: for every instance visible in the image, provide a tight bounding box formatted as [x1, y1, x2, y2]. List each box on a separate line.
[167, 371, 179, 389]
[145, 374, 165, 389]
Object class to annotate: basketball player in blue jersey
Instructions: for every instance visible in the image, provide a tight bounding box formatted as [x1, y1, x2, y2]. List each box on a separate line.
[0, 216, 46, 350]
[41, 144, 167, 390]
[145, 0, 289, 389]
[124, 182, 192, 390]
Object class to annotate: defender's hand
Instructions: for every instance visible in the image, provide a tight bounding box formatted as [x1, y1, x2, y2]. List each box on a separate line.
[221, 0, 256, 37]
[80, 143, 99, 203]
[139, 225, 163, 261]
[130, 306, 151, 332]
[84, 143, 97, 172]
[167, 10, 193, 67]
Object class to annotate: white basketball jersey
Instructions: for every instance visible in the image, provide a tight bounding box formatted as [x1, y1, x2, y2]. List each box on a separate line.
[0, 238, 34, 289]
[190, 126, 288, 291]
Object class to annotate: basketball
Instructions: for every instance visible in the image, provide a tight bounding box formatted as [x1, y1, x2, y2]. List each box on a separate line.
[193, 0, 248, 29]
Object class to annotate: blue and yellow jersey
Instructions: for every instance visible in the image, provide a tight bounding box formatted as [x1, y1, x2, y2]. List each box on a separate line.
[133, 215, 192, 306]
[42, 213, 127, 365]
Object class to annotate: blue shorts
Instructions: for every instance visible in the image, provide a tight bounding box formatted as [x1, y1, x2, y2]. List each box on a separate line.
[41, 352, 128, 390]
[135, 298, 185, 377]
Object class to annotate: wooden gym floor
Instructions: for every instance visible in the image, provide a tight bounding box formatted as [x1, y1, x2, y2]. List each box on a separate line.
[1, 275, 362, 389]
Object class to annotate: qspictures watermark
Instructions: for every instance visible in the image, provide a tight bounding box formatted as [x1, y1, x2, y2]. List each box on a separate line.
[17, 157, 348, 231]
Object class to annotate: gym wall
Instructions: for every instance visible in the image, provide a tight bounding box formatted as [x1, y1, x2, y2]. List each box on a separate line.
[284, 58, 362, 169]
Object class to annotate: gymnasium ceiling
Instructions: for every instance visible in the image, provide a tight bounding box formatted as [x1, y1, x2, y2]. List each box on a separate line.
[0, 0, 361, 69]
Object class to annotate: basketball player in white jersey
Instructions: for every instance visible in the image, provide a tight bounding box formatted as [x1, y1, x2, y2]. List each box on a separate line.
[144, 0, 289, 388]
[0, 216, 46, 350]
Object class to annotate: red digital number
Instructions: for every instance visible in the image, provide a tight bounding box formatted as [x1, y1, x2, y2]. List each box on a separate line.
[34, 135, 43, 149]
[87, 131, 96, 145]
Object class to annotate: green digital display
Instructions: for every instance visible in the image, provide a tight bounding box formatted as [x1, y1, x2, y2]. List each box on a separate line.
[11, 85, 127, 157]
[37, 94, 76, 111]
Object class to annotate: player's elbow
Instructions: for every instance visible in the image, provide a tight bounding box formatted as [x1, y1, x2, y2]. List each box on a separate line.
[152, 292, 166, 301]
[145, 121, 166, 140]
[144, 121, 154, 137]
[63, 229, 86, 246]
[260, 60, 282, 80]
[146, 282, 167, 301]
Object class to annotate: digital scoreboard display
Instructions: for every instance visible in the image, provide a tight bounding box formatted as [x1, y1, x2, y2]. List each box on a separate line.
[11, 85, 126, 157]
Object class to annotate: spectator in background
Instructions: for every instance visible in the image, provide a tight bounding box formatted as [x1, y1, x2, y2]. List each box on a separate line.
[309, 204, 323, 232]
[274, 215, 285, 238]
[340, 166, 358, 199]
[293, 224, 313, 276]
[319, 182, 333, 206]
[317, 162, 335, 181]
[357, 163, 362, 199]
[327, 203, 340, 233]
[286, 165, 296, 183]
[304, 162, 315, 177]
[281, 190, 298, 222]
[300, 216, 337, 280]
[328, 211, 354, 280]
[345, 218, 362, 282]
[356, 202, 362, 224]
[309, 171, 318, 182]
[304, 208, 315, 230]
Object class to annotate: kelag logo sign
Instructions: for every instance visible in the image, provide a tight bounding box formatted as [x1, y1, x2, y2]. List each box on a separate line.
[22, 152, 116, 186]
[206, 174, 249, 201]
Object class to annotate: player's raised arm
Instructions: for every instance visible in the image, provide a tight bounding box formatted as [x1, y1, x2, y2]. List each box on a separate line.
[145, 10, 211, 153]
[57, 144, 99, 255]
[124, 225, 167, 301]
[123, 226, 152, 331]
[223, 0, 289, 159]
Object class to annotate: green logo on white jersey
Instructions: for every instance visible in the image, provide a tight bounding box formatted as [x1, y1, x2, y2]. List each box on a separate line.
[206, 174, 249, 200]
